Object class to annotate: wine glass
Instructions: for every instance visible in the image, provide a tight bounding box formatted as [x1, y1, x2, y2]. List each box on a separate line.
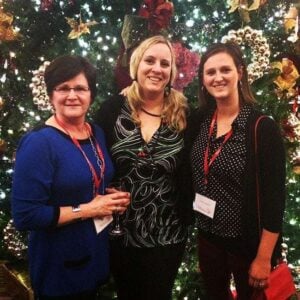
[107, 180, 126, 237]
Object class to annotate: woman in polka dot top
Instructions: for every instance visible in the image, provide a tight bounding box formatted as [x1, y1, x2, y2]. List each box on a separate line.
[187, 42, 286, 299]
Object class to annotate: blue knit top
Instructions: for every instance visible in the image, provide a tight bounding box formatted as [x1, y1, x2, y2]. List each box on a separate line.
[11, 124, 114, 296]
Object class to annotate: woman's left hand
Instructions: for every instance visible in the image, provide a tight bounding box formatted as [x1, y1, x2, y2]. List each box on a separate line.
[248, 256, 271, 289]
[248, 229, 279, 289]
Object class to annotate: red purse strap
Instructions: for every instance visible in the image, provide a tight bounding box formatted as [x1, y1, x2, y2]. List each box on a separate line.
[254, 115, 267, 236]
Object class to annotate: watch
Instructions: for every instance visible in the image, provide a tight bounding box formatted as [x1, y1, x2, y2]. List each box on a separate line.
[72, 205, 81, 213]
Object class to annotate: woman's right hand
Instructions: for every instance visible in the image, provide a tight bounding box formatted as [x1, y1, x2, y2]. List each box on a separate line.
[84, 192, 130, 218]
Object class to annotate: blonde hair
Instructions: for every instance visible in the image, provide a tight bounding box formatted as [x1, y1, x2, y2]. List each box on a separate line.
[126, 35, 187, 132]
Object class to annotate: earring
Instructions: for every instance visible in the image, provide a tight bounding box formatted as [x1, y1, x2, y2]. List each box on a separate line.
[201, 86, 207, 94]
[164, 83, 171, 97]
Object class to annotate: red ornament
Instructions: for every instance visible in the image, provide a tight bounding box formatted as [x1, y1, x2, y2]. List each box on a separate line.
[281, 118, 297, 140]
[139, 0, 174, 32]
[40, 0, 54, 11]
[172, 42, 201, 91]
[114, 45, 133, 91]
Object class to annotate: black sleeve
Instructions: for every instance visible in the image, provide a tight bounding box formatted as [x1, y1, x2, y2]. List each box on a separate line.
[175, 107, 205, 225]
[258, 117, 286, 233]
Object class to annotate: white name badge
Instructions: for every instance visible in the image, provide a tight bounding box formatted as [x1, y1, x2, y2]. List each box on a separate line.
[93, 216, 113, 234]
[193, 193, 216, 219]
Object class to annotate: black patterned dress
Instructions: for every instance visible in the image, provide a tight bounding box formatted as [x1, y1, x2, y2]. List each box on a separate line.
[109, 100, 187, 247]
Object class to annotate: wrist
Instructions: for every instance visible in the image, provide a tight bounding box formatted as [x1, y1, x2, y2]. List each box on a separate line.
[72, 204, 82, 220]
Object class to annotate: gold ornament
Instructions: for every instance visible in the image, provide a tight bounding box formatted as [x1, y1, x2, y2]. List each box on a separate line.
[284, 7, 299, 43]
[292, 153, 300, 175]
[0, 10, 22, 41]
[65, 16, 98, 39]
[221, 27, 270, 83]
[227, 0, 268, 22]
[0, 96, 4, 110]
[0, 138, 7, 155]
[29, 61, 52, 111]
[228, 0, 266, 12]
[272, 58, 299, 93]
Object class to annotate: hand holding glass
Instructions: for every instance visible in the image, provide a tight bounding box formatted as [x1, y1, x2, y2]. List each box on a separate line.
[107, 181, 126, 236]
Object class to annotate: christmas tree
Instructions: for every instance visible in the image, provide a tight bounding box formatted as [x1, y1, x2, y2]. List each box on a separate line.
[0, 0, 299, 298]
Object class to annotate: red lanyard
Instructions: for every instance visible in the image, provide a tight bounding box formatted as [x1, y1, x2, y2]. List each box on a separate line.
[54, 115, 105, 196]
[203, 110, 233, 185]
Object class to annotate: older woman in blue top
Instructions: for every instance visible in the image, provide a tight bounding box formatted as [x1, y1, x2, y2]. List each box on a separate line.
[11, 55, 130, 300]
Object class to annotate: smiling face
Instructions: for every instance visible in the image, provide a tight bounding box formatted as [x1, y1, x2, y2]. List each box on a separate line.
[136, 42, 172, 99]
[203, 52, 242, 104]
[50, 72, 91, 124]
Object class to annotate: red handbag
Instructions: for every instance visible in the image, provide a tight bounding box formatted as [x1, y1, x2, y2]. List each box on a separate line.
[264, 262, 296, 299]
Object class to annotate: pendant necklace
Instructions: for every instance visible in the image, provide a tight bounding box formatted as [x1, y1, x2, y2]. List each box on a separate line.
[137, 120, 162, 158]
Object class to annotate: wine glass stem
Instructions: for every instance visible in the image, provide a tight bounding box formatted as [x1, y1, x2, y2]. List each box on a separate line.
[114, 212, 121, 229]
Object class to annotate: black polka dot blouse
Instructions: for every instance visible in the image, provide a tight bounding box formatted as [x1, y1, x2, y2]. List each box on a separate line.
[191, 104, 252, 238]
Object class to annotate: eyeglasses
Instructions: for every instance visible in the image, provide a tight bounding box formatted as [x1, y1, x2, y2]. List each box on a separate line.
[53, 86, 90, 95]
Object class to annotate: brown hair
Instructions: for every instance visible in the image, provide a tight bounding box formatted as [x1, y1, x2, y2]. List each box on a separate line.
[45, 55, 97, 102]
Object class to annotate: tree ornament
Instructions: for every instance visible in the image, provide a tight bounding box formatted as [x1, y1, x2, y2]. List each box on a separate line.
[3, 219, 27, 259]
[0, 138, 7, 158]
[65, 16, 98, 39]
[139, 0, 174, 32]
[0, 96, 4, 110]
[29, 61, 52, 111]
[221, 26, 270, 83]
[227, 0, 268, 23]
[289, 112, 300, 140]
[0, 10, 22, 41]
[272, 58, 299, 95]
[228, 0, 268, 13]
[291, 148, 300, 175]
[284, 6, 299, 43]
[40, 0, 54, 11]
[172, 42, 200, 91]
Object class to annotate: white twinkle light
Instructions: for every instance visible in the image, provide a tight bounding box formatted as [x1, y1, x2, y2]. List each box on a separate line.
[0, 74, 6, 83]
[186, 20, 194, 27]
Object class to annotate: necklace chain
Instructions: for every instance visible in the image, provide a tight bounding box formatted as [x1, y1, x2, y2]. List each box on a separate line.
[87, 131, 103, 169]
